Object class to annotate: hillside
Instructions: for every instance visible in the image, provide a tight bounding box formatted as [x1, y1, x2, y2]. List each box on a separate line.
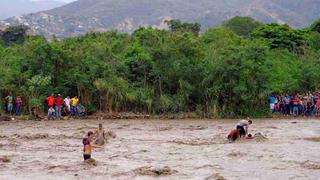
[0, 0, 65, 20]
[1, 0, 319, 38]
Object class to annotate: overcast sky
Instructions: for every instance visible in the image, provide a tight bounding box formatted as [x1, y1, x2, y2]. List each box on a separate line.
[32, 0, 76, 2]
[56, 0, 75, 2]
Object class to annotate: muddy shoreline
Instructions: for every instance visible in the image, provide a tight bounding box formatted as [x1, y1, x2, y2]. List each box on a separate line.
[1, 118, 320, 180]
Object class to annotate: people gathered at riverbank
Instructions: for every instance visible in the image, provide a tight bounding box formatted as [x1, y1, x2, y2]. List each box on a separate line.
[3, 91, 320, 119]
[2, 93, 85, 120]
[268, 92, 320, 116]
[45, 94, 85, 120]
[4, 93, 23, 116]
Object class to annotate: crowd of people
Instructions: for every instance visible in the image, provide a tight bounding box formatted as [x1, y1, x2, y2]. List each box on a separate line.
[2, 93, 86, 120]
[46, 94, 86, 120]
[268, 92, 320, 116]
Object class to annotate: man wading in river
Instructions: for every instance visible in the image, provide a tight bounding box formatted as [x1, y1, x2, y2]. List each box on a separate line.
[93, 124, 107, 146]
[83, 131, 102, 160]
[228, 126, 242, 142]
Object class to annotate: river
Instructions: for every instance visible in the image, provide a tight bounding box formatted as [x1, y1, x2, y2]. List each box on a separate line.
[0, 119, 319, 180]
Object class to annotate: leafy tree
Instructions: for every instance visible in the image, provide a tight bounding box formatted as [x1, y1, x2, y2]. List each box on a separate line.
[1, 25, 29, 46]
[309, 19, 320, 33]
[165, 19, 201, 36]
[27, 75, 52, 112]
[0, 18, 320, 118]
[124, 42, 153, 87]
[251, 24, 305, 54]
[223, 16, 263, 37]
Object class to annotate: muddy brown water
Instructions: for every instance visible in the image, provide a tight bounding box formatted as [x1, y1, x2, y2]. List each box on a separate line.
[0, 119, 320, 180]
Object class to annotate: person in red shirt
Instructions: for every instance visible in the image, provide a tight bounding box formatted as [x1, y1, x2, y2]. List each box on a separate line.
[292, 96, 300, 116]
[47, 94, 55, 109]
[55, 94, 63, 119]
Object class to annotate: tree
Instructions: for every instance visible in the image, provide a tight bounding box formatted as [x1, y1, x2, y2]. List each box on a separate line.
[201, 38, 270, 117]
[27, 75, 52, 112]
[0, 19, 319, 118]
[223, 16, 263, 37]
[94, 77, 129, 112]
[251, 24, 306, 54]
[165, 19, 201, 36]
[1, 25, 29, 46]
[124, 42, 153, 87]
[309, 19, 320, 33]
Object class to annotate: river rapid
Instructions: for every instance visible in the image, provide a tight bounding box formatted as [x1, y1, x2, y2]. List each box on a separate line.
[0, 119, 319, 180]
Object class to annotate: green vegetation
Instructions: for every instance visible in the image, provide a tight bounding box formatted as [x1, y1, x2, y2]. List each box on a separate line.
[1, 17, 320, 118]
[222, 16, 263, 37]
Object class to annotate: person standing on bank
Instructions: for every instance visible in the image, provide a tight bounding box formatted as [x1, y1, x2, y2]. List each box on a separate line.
[71, 96, 79, 116]
[5, 93, 14, 115]
[47, 94, 55, 110]
[16, 96, 23, 116]
[55, 94, 63, 119]
[64, 96, 71, 114]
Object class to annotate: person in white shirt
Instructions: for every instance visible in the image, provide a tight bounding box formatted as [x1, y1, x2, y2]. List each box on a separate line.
[236, 119, 253, 137]
[64, 96, 71, 113]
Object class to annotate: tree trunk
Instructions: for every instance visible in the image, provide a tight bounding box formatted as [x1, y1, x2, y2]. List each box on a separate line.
[99, 93, 102, 112]
[144, 67, 147, 87]
[158, 75, 162, 96]
[28, 95, 31, 114]
[77, 85, 81, 98]
[106, 91, 113, 113]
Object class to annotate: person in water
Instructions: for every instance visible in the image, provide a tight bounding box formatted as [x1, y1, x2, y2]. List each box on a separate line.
[83, 131, 102, 160]
[236, 119, 253, 137]
[93, 124, 106, 146]
[227, 126, 241, 142]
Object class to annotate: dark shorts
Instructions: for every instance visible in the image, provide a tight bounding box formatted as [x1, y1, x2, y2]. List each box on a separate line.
[237, 125, 246, 137]
[228, 134, 238, 142]
[83, 154, 91, 160]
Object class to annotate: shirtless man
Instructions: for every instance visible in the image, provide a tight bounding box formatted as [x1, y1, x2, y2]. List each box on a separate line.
[236, 119, 253, 137]
[94, 124, 106, 146]
[83, 131, 102, 160]
[227, 126, 241, 142]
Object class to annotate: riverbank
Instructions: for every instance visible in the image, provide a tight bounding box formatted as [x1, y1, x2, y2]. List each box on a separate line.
[2, 110, 319, 121]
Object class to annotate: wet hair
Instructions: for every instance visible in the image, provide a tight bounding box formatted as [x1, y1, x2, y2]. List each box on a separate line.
[248, 120, 253, 124]
[236, 126, 242, 130]
[87, 131, 93, 136]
